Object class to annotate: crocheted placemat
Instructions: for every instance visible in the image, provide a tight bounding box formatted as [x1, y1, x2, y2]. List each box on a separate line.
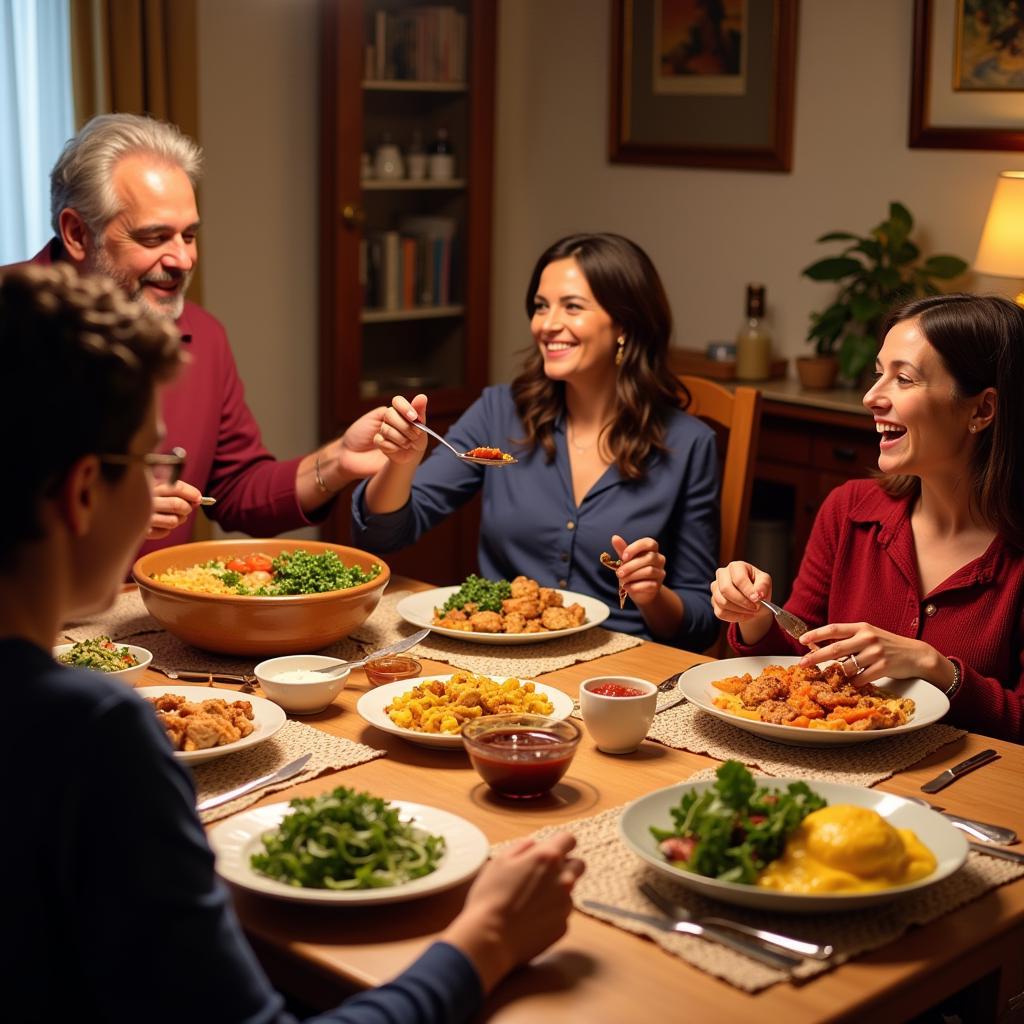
[61, 589, 365, 675]
[508, 773, 1024, 992]
[192, 720, 386, 824]
[349, 590, 643, 678]
[643, 700, 967, 788]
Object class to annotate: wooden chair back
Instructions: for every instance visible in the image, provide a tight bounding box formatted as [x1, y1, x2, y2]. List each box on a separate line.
[678, 374, 763, 656]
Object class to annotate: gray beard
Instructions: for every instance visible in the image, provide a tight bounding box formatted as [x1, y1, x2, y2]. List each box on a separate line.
[91, 246, 190, 321]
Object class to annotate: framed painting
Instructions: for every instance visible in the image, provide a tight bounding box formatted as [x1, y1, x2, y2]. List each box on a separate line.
[910, 0, 1024, 150]
[609, 0, 799, 172]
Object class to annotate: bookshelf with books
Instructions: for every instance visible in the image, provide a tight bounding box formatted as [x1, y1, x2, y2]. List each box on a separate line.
[318, 0, 495, 582]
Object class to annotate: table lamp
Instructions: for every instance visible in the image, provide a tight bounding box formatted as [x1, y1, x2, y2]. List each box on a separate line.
[974, 170, 1024, 305]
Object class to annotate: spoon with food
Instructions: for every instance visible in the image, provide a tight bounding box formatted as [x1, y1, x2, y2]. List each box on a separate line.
[408, 419, 518, 466]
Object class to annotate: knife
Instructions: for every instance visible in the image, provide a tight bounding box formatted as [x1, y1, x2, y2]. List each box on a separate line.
[968, 841, 1024, 865]
[920, 748, 999, 794]
[581, 899, 802, 971]
[196, 752, 312, 812]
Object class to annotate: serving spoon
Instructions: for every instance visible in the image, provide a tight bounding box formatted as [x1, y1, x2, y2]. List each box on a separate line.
[408, 419, 518, 466]
[312, 627, 431, 676]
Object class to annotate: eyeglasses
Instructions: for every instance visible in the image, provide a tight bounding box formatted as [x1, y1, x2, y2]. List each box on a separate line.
[100, 446, 187, 485]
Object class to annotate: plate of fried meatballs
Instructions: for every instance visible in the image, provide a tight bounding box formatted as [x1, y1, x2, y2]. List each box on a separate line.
[677, 656, 950, 747]
[136, 685, 287, 764]
[396, 576, 609, 645]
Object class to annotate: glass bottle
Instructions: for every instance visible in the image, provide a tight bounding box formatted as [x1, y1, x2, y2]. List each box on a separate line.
[735, 283, 772, 380]
[428, 127, 455, 180]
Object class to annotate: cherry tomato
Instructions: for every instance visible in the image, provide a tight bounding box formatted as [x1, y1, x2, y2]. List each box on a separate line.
[245, 554, 274, 573]
[226, 559, 249, 573]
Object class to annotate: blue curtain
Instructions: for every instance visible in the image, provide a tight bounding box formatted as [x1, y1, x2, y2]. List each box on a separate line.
[0, 0, 74, 264]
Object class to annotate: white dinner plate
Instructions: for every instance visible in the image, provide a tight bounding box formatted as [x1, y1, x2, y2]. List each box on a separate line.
[396, 586, 609, 645]
[678, 656, 950, 747]
[620, 778, 968, 913]
[135, 684, 287, 765]
[208, 799, 489, 905]
[356, 675, 576, 748]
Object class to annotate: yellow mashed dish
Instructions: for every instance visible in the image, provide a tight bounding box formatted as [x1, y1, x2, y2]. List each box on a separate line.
[758, 804, 937, 894]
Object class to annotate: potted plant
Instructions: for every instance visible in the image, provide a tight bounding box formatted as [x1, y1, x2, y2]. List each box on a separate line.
[800, 202, 968, 388]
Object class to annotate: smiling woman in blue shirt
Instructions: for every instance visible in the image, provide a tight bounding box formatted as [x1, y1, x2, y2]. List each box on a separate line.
[353, 232, 719, 650]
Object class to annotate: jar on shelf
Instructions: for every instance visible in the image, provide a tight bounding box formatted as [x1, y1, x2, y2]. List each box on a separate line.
[407, 130, 427, 181]
[374, 134, 404, 180]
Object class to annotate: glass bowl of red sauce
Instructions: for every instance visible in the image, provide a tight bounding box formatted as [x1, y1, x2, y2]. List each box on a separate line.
[461, 714, 581, 799]
[364, 654, 422, 687]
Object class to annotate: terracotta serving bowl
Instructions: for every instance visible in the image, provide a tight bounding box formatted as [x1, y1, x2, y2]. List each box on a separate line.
[132, 539, 390, 656]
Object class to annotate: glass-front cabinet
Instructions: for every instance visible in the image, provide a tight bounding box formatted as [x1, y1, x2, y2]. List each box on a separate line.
[318, 0, 495, 582]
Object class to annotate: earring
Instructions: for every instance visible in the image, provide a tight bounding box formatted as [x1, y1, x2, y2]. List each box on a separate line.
[615, 336, 625, 367]
[969, 424, 977, 433]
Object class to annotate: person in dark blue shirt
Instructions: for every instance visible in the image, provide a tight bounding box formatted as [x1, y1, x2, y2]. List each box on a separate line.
[354, 233, 719, 649]
[0, 263, 583, 1023]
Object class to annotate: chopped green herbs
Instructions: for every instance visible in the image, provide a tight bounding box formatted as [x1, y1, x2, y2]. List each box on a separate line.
[260, 550, 380, 596]
[57, 636, 138, 672]
[650, 761, 827, 884]
[441, 574, 512, 613]
[250, 787, 446, 890]
[192, 551, 381, 596]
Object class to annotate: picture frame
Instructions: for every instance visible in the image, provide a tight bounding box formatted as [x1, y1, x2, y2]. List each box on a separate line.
[910, 0, 1024, 151]
[608, 0, 799, 172]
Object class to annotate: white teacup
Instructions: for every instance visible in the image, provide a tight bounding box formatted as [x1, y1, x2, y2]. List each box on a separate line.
[579, 676, 657, 754]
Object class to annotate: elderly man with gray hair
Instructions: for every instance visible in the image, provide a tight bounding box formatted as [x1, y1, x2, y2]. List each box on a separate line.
[13, 112, 384, 553]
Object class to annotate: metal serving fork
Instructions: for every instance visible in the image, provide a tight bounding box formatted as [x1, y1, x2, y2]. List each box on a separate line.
[640, 882, 833, 960]
[152, 666, 258, 694]
[759, 599, 819, 651]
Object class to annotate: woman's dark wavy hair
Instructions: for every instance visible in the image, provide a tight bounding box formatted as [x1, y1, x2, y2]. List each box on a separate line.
[878, 292, 1024, 548]
[511, 233, 686, 480]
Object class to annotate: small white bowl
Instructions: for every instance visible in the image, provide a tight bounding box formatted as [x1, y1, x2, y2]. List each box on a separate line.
[254, 654, 350, 714]
[53, 642, 153, 685]
[579, 676, 658, 754]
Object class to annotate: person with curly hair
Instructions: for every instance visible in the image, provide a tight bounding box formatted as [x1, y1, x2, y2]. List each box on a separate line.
[1, 264, 584, 1022]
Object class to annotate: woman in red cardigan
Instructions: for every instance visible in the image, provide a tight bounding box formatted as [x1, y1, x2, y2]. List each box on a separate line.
[712, 293, 1024, 743]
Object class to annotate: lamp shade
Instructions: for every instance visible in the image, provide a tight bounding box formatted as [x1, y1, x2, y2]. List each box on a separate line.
[975, 171, 1024, 278]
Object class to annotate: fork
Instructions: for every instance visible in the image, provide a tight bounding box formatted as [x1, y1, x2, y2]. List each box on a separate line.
[759, 598, 819, 651]
[640, 882, 833, 960]
[152, 666, 258, 694]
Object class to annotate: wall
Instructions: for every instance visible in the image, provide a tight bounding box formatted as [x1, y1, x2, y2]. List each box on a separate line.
[193, 0, 1022, 478]
[490, 0, 1020, 383]
[197, 0, 320, 537]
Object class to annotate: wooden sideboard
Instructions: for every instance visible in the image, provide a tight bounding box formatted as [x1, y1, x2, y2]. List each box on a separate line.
[751, 378, 877, 555]
[669, 364, 878, 591]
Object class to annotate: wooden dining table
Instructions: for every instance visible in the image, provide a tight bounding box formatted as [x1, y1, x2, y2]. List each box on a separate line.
[140, 577, 1024, 1023]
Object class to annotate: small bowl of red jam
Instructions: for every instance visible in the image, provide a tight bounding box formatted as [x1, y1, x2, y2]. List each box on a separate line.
[461, 714, 581, 799]
[579, 676, 658, 754]
[363, 654, 422, 687]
